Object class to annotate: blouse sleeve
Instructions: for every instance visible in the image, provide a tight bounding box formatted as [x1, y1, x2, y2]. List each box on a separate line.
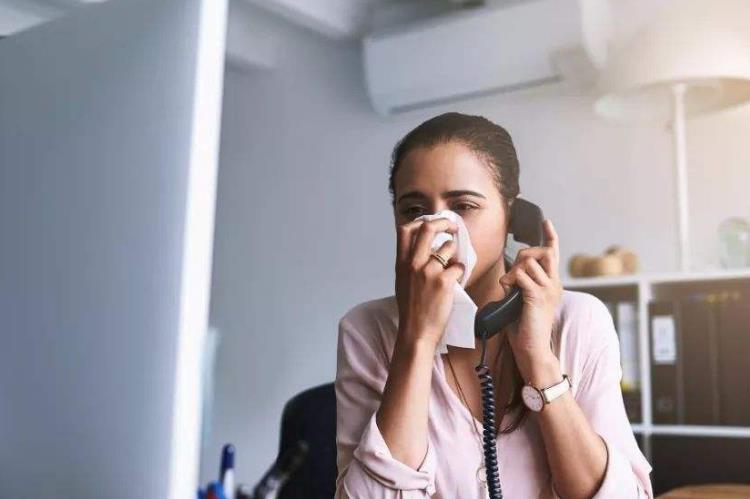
[564, 296, 654, 498]
[334, 313, 438, 499]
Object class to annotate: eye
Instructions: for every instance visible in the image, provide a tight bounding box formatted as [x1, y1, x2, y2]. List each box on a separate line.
[401, 205, 426, 217]
[453, 202, 478, 212]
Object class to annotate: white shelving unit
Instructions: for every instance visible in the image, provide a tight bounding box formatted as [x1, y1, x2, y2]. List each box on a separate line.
[563, 268, 750, 461]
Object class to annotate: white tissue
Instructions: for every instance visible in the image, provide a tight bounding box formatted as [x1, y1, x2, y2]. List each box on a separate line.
[412, 209, 478, 355]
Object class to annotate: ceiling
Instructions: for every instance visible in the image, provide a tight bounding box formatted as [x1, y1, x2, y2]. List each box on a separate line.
[239, 0, 494, 39]
[3, 0, 655, 78]
[0, 0, 498, 38]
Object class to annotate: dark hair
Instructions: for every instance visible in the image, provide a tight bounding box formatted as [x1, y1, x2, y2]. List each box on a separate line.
[388, 111, 521, 217]
[387, 111, 528, 434]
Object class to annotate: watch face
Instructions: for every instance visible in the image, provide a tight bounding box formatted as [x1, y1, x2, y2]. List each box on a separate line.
[522, 385, 544, 412]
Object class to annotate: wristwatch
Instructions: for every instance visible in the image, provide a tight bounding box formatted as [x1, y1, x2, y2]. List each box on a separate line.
[521, 374, 571, 412]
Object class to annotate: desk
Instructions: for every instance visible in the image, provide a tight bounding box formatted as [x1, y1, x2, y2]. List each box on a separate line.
[657, 484, 750, 498]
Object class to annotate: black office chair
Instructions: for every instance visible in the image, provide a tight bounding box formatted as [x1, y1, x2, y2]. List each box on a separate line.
[275, 382, 337, 499]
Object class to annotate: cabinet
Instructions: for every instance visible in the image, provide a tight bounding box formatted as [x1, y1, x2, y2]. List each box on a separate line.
[564, 269, 750, 472]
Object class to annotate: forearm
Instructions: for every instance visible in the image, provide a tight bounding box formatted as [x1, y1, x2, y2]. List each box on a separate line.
[376, 330, 437, 470]
[524, 354, 608, 499]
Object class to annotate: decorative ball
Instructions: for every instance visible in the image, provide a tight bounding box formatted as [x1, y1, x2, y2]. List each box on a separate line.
[567, 245, 640, 277]
[586, 254, 624, 276]
[568, 254, 591, 277]
[604, 245, 639, 274]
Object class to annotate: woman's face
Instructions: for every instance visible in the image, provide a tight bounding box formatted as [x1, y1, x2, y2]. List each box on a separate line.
[393, 140, 508, 287]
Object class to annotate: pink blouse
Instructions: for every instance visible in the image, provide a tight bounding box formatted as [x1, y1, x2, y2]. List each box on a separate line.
[334, 289, 654, 498]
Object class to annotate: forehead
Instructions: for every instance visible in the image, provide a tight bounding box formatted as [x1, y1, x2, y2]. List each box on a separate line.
[394, 141, 496, 195]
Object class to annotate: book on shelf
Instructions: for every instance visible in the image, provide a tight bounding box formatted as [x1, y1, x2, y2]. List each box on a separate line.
[648, 290, 750, 427]
[715, 291, 750, 426]
[616, 301, 640, 391]
[679, 292, 721, 425]
[648, 300, 684, 424]
[604, 299, 641, 423]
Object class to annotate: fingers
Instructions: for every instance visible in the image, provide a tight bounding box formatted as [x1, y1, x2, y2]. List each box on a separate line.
[511, 218, 559, 270]
[543, 218, 559, 264]
[396, 219, 425, 264]
[523, 257, 551, 287]
[501, 256, 549, 290]
[500, 265, 539, 296]
[424, 237, 458, 271]
[514, 267, 539, 295]
[499, 267, 519, 297]
[514, 246, 558, 280]
[442, 260, 466, 284]
[410, 218, 458, 267]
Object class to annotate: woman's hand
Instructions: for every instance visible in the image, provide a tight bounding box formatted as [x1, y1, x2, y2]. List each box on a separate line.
[499, 218, 563, 383]
[377, 217, 466, 470]
[395, 218, 466, 349]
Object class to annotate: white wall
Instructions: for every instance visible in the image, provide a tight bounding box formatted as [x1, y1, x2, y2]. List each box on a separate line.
[0, 0, 225, 497]
[203, 9, 750, 485]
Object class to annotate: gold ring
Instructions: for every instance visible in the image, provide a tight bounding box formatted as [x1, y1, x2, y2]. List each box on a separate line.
[429, 251, 449, 269]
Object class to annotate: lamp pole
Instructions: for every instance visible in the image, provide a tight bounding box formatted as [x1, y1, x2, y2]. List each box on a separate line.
[671, 82, 690, 272]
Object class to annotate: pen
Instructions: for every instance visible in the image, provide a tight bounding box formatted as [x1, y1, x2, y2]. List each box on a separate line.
[220, 443, 236, 499]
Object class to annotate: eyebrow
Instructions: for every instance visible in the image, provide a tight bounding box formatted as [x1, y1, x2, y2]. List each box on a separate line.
[396, 189, 487, 203]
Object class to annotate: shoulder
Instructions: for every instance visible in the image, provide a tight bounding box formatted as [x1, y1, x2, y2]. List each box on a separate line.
[554, 289, 619, 380]
[339, 294, 398, 330]
[337, 294, 400, 365]
[557, 289, 614, 333]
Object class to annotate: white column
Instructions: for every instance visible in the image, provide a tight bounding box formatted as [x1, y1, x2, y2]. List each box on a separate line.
[671, 83, 690, 272]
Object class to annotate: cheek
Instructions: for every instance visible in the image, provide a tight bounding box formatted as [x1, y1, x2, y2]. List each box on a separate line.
[465, 222, 506, 269]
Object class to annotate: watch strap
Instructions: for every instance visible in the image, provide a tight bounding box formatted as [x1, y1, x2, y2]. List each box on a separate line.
[541, 374, 571, 404]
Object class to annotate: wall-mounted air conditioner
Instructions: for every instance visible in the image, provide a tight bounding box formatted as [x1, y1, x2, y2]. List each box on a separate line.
[363, 0, 594, 115]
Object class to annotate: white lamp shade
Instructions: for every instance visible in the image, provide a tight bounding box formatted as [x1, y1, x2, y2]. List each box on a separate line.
[594, 0, 750, 122]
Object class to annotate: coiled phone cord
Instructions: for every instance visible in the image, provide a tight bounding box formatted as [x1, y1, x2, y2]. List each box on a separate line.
[475, 334, 503, 499]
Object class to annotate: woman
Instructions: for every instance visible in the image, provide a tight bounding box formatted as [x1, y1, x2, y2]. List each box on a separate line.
[334, 112, 653, 498]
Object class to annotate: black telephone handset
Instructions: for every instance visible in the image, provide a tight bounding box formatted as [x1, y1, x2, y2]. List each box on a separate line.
[474, 198, 546, 341]
[473, 197, 545, 499]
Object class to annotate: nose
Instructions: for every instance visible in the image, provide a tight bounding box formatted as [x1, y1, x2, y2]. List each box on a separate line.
[432, 200, 451, 214]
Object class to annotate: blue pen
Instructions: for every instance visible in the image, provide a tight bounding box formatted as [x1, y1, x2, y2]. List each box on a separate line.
[208, 481, 227, 499]
[220, 444, 236, 499]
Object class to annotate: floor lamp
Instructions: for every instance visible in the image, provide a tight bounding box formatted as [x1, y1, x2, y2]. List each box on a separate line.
[593, 0, 750, 272]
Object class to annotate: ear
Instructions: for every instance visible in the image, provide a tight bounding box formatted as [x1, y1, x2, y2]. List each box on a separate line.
[504, 198, 514, 230]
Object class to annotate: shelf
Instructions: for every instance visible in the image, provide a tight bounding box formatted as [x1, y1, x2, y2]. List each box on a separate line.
[563, 267, 750, 289]
[568, 268, 750, 462]
[647, 267, 750, 284]
[632, 424, 750, 438]
[563, 274, 641, 288]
